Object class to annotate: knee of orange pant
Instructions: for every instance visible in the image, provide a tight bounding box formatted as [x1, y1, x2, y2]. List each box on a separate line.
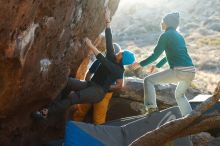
[103, 92, 113, 100]
[94, 92, 113, 108]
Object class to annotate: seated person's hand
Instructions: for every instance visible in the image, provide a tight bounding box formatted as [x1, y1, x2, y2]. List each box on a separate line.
[131, 62, 141, 70]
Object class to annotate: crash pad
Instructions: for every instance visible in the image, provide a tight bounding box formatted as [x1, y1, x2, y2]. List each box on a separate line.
[44, 107, 192, 146]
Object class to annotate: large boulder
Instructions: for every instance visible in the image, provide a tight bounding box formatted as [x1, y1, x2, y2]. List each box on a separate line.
[0, 0, 119, 146]
[114, 77, 200, 104]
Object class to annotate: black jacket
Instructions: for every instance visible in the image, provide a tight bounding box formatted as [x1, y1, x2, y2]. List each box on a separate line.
[91, 28, 124, 92]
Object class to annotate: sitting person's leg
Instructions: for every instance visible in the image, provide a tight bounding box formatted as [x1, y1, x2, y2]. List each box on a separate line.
[93, 92, 113, 124]
[72, 92, 113, 124]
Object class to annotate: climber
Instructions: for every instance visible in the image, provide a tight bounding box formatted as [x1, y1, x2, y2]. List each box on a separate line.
[131, 12, 196, 116]
[73, 42, 122, 125]
[32, 8, 135, 120]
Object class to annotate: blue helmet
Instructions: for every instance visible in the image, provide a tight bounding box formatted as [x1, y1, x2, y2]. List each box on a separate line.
[122, 50, 135, 65]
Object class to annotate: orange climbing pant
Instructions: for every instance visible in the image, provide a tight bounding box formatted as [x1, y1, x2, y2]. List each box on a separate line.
[72, 92, 113, 124]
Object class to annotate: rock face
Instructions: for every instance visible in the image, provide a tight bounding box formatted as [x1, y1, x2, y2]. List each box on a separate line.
[0, 0, 119, 146]
[114, 78, 200, 104]
[206, 137, 220, 146]
[192, 132, 214, 146]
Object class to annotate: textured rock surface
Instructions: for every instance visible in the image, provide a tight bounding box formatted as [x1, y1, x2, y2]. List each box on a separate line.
[0, 0, 119, 145]
[113, 77, 201, 105]
[206, 137, 220, 146]
[192, 132, 214, 146]
[192, 133, 220, 146]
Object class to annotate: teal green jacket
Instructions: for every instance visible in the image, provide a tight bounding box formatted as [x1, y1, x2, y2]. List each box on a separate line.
[140, 28, 194, 68]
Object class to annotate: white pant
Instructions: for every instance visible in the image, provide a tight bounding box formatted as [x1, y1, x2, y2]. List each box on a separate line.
[144, 69, 195, 116]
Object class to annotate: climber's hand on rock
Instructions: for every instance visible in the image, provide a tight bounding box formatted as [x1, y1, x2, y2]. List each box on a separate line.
[105, 7, 111, 24]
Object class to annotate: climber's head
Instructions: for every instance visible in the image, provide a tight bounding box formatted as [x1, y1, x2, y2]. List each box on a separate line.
[115, 50, 135, 66]
[113, 43, 121, 54]
[161, 12, 180, 30]
[94, 35, 135, 65]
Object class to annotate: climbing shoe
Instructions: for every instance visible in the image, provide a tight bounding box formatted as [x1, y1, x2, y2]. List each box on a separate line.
[146, 107, 159, 114]
[31, 108, 48, 121]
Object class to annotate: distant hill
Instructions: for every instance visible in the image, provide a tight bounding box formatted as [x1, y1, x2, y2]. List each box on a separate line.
[111, 0, 220, 93]
[112, 0, 220, 42]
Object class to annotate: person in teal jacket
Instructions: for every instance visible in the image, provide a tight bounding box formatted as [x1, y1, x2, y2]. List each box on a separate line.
[132, 12, 196, 116]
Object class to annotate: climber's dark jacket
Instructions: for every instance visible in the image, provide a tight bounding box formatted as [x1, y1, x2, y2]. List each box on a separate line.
[47, 28, 124, 115]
